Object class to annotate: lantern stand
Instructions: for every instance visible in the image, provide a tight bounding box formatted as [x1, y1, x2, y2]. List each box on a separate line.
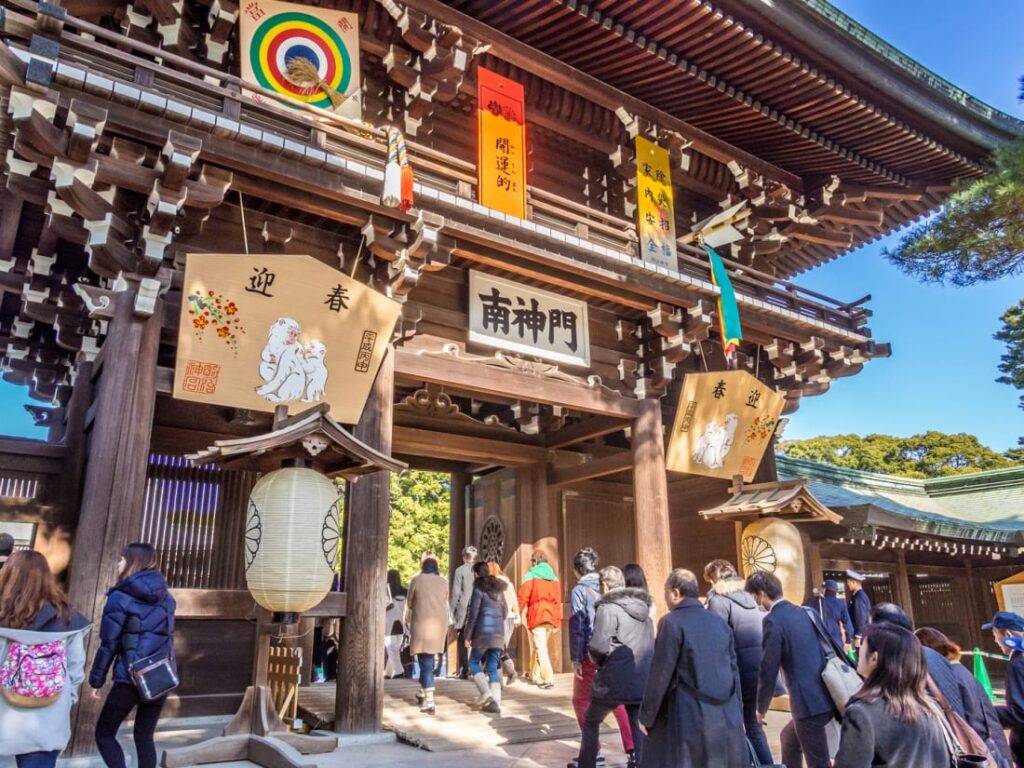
[162, 404, 407, 768]
[696, 475, 842, 604]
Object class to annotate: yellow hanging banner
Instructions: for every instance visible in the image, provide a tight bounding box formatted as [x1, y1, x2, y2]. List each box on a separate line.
[635, 136, 676, 270]
[478, 67, 527, 220]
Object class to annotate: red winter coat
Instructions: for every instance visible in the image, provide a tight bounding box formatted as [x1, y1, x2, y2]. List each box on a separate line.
[517, 562, 562, 629]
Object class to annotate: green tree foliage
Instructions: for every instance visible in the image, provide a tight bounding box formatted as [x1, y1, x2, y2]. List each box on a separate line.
[996, 299, 1024, 411]
[779, 432, 1020, 478]
[388, 471, 450, 586]
[884, 136, 1024, 285]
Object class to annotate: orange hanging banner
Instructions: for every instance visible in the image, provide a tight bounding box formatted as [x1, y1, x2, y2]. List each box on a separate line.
[478, 67, 527, 219]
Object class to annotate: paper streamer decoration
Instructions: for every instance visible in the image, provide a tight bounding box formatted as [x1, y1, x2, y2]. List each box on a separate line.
[382, 126, 414, 211]
[705, 244, 743, 368]
[741, 517, 806, 604]
[240, 0, 361, 120]
[636, 136, 677, 270]
[478, 67, 527, 219]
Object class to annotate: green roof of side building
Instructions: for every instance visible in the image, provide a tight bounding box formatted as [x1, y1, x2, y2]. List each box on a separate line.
[776, 455, 1024, 544]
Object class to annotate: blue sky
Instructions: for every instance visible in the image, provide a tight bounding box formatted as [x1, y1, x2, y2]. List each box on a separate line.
[782, 0, 1024, 452]
[0, 0, 1021, 450]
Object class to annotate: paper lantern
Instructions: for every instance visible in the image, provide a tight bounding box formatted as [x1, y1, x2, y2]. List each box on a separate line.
[740, 517, 806, 604]
[245, 466, 341, 621]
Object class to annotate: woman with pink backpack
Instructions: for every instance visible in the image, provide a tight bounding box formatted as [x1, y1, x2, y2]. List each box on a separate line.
[0, 550, 91, 768]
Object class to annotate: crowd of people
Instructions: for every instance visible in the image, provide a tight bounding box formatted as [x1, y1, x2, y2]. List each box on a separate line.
[0, 542, 177, 768]
[5, 533, 1024, 768]
[404, 546, 1024, 768]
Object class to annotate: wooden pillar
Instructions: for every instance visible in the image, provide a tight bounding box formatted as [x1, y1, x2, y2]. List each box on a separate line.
[516, 462, 562, 671]
[334, 349, 394, 734]
[807, 540, 824, 595]
[632, 400, 672, 615]
[67, 290, 162, 755]
[449, 471, 468, 575]
[963, 560, 982, 650]
[894, 549, 914, 623]
[447, 471, 469, 671]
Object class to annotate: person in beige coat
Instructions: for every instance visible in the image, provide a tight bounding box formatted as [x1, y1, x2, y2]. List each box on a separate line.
[405, 557, 449, 714]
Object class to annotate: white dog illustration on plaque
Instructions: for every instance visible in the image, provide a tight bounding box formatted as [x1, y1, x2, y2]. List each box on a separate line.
[692, 413, 738, 470]
[256, 318, 330, 404]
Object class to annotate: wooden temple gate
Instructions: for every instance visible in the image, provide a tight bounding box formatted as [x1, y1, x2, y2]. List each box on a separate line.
[0, 0, 1018, 755]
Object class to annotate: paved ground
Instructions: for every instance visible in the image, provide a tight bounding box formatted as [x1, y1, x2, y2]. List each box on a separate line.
[300, 675, 620, 750]
[17, 686, 790, 768]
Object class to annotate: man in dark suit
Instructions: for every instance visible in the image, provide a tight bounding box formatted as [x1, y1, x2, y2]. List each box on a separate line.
[804, 579, 855, 649]
[747, 571, 835, 768]
[846, 569, 872, 649]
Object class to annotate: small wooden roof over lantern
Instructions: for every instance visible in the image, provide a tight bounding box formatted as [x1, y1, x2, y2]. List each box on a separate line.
[186, 403, 407, 478]
[698, 477, 842, 525]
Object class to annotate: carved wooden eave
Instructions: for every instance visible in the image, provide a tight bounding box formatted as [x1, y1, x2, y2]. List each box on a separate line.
[394, 384, 543, 443]
[0, 10, 888, 352]
[186, 404, 407, 479]
[377, 0, 488, 136]
[698, 477, 842, 525]
[0, 3, 897, 409]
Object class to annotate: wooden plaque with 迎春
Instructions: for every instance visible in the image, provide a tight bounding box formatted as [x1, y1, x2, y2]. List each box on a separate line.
[173, 253, 401, 425]
[665, 370, 785, 482]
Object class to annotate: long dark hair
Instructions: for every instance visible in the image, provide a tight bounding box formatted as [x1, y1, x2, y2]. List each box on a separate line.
[623, 563, 648, 591]
[120, 542, 160, 579]
[855, 623, 932, 721]
[0, 550, 71, 628]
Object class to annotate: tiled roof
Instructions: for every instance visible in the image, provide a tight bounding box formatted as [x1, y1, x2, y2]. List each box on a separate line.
[777, 455, 1024, 543]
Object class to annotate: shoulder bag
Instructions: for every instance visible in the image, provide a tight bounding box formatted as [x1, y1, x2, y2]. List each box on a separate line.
[802, 606, 862, 715]
[124, 611, 178, 702]
[928, 676, 993, 768]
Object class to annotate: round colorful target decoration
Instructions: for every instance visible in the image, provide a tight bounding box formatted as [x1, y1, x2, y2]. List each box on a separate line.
[243, 2, 358, 112]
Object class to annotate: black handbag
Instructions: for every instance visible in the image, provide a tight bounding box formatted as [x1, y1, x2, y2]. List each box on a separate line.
[128, 651, 179, 702]
[123, 611, 178, 702]
[746, 737, 785, 767]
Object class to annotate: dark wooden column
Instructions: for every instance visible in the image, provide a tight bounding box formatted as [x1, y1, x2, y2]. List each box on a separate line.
[517, 461, 562, 671]
[631, 400, 672, 615]
[447, 471, 469, 667]
[894, 549, 914, 622]
[68, 290, 163, 755]
[335, 348, 394, 734]
[449, 470, 468, 574]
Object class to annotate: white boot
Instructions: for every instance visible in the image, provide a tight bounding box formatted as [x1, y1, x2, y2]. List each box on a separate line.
[484, 681, 502, 714]
[419, 687, 435, 715]
[501, 657, 517, 686]
[472, 672, 493, 709]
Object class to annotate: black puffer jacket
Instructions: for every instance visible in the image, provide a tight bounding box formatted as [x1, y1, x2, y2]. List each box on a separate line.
[589, 587, 655, 704]
[89, 569, 176, 688]
[706, 576, 765, 703]
[465, 575, 508, 650]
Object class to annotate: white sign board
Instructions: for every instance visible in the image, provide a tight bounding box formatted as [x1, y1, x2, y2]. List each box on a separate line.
[1003, 584, 1024, 616]
[468, 271, 590, 368]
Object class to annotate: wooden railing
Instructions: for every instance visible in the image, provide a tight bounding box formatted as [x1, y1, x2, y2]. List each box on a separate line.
[1, 0, 869, 333]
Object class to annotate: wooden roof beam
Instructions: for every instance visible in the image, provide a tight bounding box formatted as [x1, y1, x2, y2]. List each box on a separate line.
[393, 0, 802, 191]
[548, 451, 632, 488]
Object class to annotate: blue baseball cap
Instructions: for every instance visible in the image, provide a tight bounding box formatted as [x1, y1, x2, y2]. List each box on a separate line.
[981, 611, 1024, 631]
[823, 579, 839, 592]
